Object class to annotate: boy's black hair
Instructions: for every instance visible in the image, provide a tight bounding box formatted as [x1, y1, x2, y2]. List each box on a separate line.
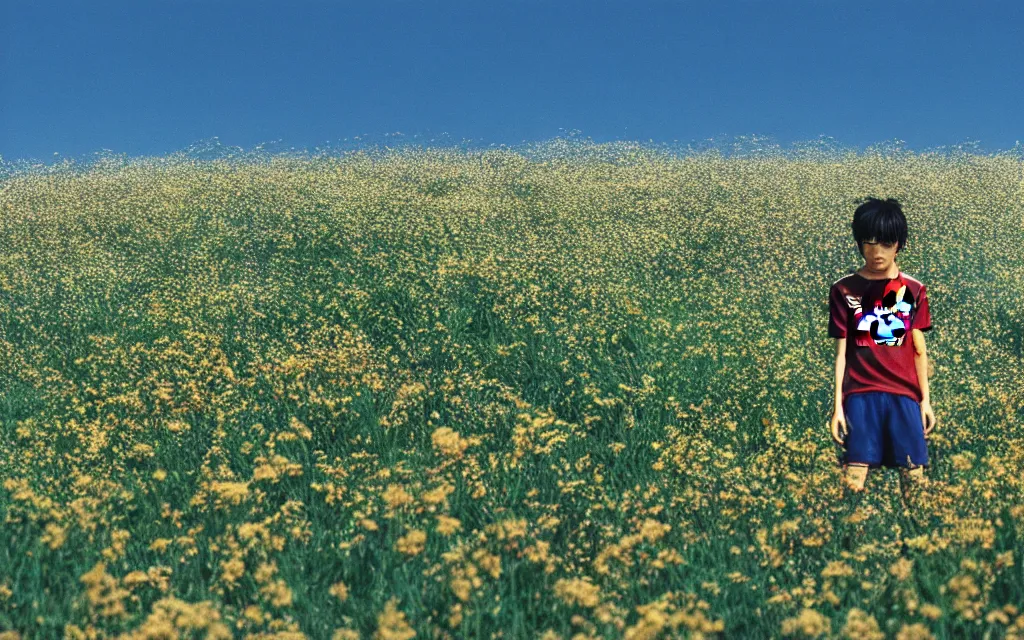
[852, 197, 908, 256]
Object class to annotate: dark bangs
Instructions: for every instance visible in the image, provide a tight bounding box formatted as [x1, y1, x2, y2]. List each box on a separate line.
[851, 197, 908, 252]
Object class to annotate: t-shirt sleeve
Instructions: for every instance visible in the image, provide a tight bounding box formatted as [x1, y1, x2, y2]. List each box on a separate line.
[914, 284, 932, 332]
[828, 284, 848, 339]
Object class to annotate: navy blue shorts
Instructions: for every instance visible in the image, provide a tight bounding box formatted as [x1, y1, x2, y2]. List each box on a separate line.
[842, 391, 929, 469]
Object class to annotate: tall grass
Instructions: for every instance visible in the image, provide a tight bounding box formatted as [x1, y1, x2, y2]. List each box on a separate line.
[0, 141, 1022, 638]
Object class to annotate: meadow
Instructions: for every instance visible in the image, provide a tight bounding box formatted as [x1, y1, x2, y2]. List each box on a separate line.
[0, 140, 1022, 639]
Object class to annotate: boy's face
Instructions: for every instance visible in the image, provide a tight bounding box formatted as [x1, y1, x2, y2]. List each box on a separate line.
[859, 237, 899, 272]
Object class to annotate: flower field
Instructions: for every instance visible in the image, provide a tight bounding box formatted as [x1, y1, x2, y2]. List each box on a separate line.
[0, 141, 1022, 638]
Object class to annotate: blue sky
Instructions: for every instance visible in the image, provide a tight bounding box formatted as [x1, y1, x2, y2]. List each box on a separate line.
[2, 1, 1022, 163]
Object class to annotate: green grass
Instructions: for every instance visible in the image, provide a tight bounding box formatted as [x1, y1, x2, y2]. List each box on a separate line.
[0, 143, 1022, 639]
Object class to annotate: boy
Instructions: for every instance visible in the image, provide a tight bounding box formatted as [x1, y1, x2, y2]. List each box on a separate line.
[828, 197, 937, 500]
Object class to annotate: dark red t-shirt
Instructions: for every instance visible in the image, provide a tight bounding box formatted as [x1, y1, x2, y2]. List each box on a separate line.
[828, 270, 932, 405]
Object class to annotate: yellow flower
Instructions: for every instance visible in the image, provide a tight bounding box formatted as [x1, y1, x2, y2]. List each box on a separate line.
[290, 416, 313, 440]
[166, 420, 191, 433]
[553, 577, 601, 608]
[121, 571, 149, 589]
[261, 580, 293, 608]
[209, 481, 250, 507]
[112, 596, 231, 638]
[396, 529, 427, 556]
[949, 452, 975, 471]
[129, 443, 155, 461]
[448, 603, 463, 629]
[821, 560, 855, 579]
[638, 518, 670, 543]
[244, 605, 265, 623]
[382, 484, 413, 509]
[40, 522, 67, 550]
[101, 529, 131, 562]
[701, 581, 722, 596]
[252, 464, 280, 482]
[219, 557, 245, 586]
[918, 604, 943, 620]
[436, 515, 462, 536]
[450, 577, 472, 602]
[889, 558, 913, 582]
[79, 562, 130, 619]
[254, 561, 277, 583]
[374, 597, 416, 640]
[994, 550, 1014, 570]
[329, 581, 349, 602]
[421, 482, 454, 505]
[361, 519, 379, 531]
[840, 608, 884, 640]
[472, 550, 501, 579]
[146, 567, 172, 593]
[894, 623, 935, 640]
[237, 522, 269, 542]
[498, 519, 528, 540]
[149, 538, 173, 553]
[431, 426, 470, 458]
[780, 608, 831, 638]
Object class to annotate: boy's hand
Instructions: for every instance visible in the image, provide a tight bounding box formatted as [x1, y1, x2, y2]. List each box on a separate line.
[830, 408, 847, 446]
[920, 400, 936, 437]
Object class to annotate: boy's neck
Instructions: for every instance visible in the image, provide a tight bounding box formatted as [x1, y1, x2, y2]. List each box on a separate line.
[856, 263, 900, 280]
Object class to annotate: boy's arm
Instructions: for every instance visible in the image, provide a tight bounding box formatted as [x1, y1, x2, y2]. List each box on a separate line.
[834, 337, 846, 411]
[912, 329, 930, 403]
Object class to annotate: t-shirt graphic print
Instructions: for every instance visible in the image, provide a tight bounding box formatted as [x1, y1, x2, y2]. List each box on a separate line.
[850, 277, 916, 347]
[828, 271, 932, 404]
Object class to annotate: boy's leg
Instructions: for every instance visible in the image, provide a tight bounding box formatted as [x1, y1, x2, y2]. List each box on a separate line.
[844, 463, 869, 491]
[841, 393, 884, 493]
[898, 464, 925, 504]
[889, 394, 930, 506]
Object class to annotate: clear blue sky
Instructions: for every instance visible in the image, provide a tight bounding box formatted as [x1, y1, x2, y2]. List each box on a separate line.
[2, 0, 1023, 163]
